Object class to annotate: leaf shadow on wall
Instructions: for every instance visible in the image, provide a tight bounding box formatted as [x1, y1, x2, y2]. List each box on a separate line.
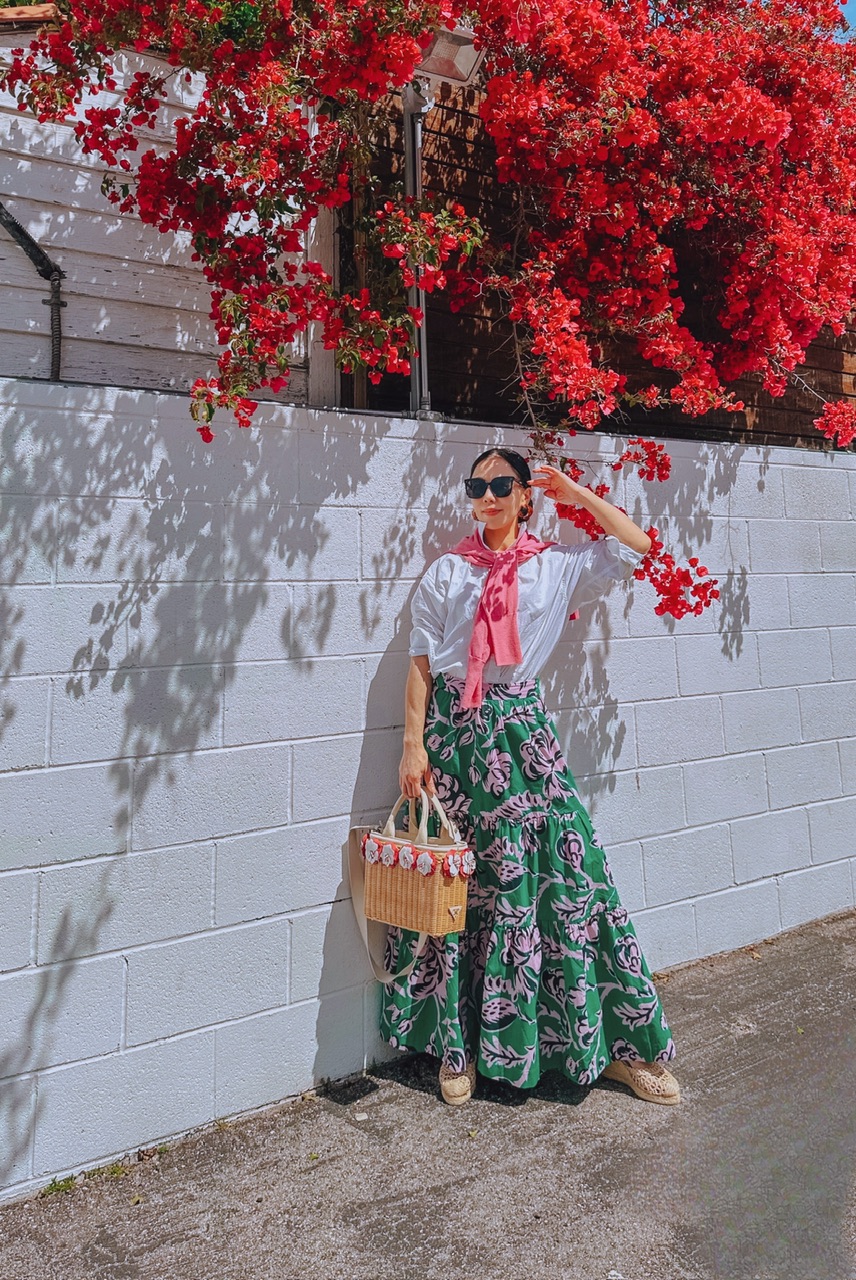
[0, 893, 114, 1191]
[0, 389, 399, 1188]
[0, 403, 762, 1178]
[540, 440, 757, 850]
[622, 440, 759, 658]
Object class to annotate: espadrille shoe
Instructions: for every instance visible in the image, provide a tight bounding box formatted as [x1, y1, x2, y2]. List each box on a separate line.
[600, 1059, 681, 1106]
[439, 1062, 476, 1106]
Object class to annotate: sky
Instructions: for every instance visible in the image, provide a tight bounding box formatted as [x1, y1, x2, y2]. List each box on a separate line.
[845, 0, 856, 28]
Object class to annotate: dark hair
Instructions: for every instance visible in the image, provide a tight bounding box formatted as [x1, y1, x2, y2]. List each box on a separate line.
[469, 447, 532, 484]
[469, 448, 534, 522]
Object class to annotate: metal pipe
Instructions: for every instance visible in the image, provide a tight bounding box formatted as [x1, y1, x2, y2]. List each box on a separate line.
[402, 83, 434, 417]
[46, 271, 64, 381]
[412, 109, 432, 416]
[0, 198, 66, 381]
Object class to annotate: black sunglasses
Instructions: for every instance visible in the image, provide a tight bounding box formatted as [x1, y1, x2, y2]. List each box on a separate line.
[464, 476, 525, 499]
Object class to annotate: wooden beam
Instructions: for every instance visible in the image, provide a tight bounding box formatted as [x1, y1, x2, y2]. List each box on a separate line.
[0, 4, 57, 25]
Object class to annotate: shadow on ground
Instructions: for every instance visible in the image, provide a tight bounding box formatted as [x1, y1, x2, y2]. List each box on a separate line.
[1, 909, 854, 1280]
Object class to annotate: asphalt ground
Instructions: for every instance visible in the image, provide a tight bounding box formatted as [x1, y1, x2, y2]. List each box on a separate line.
[1, 909, 855, 1280]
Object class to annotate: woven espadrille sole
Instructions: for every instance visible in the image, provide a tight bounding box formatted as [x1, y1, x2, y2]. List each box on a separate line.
[600, 1060, 681, 1106]
[439, 1063, 476, 1106]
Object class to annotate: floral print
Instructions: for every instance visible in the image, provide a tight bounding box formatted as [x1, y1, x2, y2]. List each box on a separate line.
[380, 674, 675, 1088]
[484, 747, 513, 795]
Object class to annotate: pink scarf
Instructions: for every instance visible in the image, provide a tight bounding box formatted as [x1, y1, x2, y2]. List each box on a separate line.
[451, 526, 554, 708]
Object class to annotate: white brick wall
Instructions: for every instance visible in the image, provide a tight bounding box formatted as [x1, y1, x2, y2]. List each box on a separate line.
[1, 376, 855, 1199]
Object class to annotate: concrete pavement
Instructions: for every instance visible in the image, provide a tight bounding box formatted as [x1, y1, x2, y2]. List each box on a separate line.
[1, 908, 855, 1280]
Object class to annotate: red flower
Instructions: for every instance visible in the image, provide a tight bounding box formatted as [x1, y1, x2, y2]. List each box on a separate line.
[7, 0, 852, 624]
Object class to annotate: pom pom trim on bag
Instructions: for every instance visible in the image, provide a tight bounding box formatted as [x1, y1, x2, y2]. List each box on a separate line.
[361, 835, 476, 879]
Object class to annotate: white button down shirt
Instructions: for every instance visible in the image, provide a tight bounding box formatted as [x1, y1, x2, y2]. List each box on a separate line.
[409, 527, 644, 683]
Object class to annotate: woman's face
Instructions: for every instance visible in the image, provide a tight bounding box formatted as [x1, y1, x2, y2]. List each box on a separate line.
[469, 454, 531, 530]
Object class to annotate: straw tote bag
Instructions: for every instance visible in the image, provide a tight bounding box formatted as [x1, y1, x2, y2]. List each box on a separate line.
[348, 789, 474, 984]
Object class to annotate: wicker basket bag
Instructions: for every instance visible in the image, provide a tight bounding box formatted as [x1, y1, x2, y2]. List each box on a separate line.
[361, 789, 474, 937]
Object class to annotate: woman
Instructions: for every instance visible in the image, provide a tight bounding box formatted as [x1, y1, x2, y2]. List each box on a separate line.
[384, 447, 678, 1107]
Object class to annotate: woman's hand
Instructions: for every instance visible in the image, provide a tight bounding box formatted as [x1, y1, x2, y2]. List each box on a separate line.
[399, 742, 435, 799]
[529, 464, 586, 505]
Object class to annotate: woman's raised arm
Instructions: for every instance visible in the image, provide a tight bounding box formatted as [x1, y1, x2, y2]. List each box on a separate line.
[531, 465, 652, 555]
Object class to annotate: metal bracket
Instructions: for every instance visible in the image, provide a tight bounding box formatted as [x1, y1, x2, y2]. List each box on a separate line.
[402, 80, 435, 117]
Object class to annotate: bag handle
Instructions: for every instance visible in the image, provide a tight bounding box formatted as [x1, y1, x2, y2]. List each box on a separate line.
[382, 791, 429, 843]
[347, 825, 428, 985]
[381, 789, 463, 846]
[427, 790, 464, 845]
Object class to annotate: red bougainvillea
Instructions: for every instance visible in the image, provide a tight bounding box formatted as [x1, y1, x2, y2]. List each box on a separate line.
[3, 0, 856, 617]
[476, 0, 856, 420]
[4, 0, 481, 427]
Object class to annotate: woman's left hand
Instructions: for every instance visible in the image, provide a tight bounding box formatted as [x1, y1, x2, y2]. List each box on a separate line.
[529, 465, 584, 506]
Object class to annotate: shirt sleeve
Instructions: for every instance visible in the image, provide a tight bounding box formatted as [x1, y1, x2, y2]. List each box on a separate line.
[563, 535, 645, 612]
[409, 559, 448, 663]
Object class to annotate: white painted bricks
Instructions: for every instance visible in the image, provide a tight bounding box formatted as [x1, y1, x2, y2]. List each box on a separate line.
[0, 763, 130, 870]
[788, 575, 856, 629]
[33, 1034, 216, 1175]
[721, 688, 801, 754]
[798, 681, 856, 744]
[820, 522, 856, 571]
[213, 986, 371, 1117]
[132, 744, 291, 849]
[214, 822, 347, 927]
[37, 848, 213, 963]
[840, 738, 856, 793]
[695, 881, 783, 956]
[604, 841, 644, 912]
[749, 520, 823, 573]
[778, 862, 854, 931]
[642, 824, 733, 906]
[683, 753, 768, 826]
[585, 764, 686, 845]
[0, 956, 123, 1075]
[758, 627, 833, 687]
[675, 633, 760, 696]
[125, 921, 290, 1045]
[730, 808, 810, 883]
[830, 627, 856, 680]
[0, 873, 34, 973]
[766, 742, 842, 810]
[635, 695, 724, 766]
[0, 678, 50, 772]
[289, 901, 374, 1004]
[631, 902, 698, 971]
[223, 657, 366, 744]
[1, 378, 856, 1202]
[807, 797, 856, 865]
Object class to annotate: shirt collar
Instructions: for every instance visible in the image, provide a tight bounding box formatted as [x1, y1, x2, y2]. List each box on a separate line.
[475, 523, 526, 552]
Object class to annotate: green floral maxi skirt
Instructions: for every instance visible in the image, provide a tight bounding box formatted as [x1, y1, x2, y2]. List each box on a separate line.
[380, 674, 675, 1088]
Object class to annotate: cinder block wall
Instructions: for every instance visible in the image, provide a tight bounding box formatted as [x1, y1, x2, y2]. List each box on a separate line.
[1, 377, 854, 1199]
